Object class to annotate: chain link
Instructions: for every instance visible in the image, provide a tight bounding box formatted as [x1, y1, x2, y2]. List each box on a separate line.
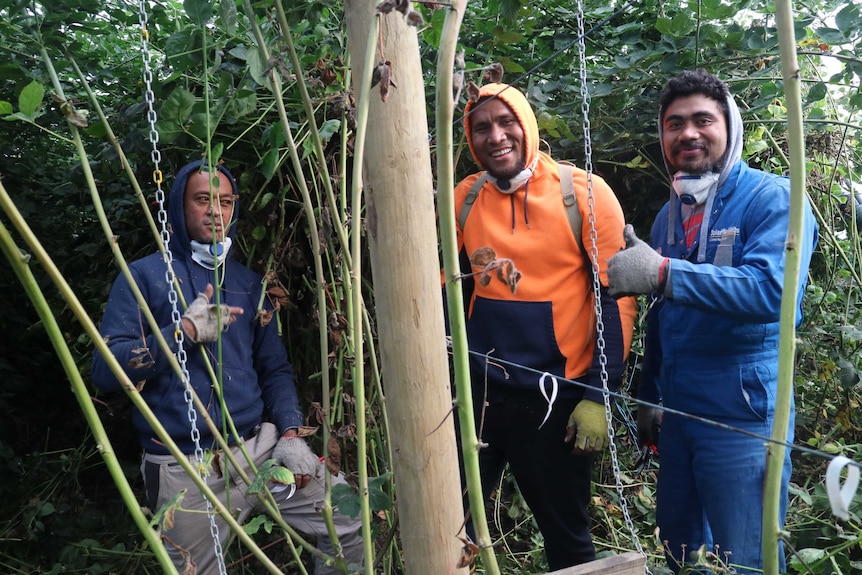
[137, 2, 227, 572]
[574, 0, 650, 569]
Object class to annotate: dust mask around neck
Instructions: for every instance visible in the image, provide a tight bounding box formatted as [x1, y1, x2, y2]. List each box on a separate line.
[190, 237, 232, 269]
[487, 155, 539, 194]
[672, 171, 720, 205]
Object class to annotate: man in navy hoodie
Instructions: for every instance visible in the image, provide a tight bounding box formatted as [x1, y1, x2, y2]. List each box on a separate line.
[91, 159, 362, 574]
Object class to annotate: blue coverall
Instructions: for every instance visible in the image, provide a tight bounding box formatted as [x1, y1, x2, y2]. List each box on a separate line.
[639, 157, 818, 572]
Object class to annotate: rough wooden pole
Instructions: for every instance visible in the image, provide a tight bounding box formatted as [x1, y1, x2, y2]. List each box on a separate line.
[344, 3, 469, 574]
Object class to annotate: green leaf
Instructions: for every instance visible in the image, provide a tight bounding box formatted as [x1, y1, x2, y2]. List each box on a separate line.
[332, 483, 361, 518]
[835, 4, 860, 35]
[788, 548, 826, 567]
[259, 148, 279, 180]
[319, 118, 341, 144]
[184, 0, 213, 26]
[0, 101, 12, 114]
[18, 80, 44, 119]
[252, 225, 267, 241]
[225, 90, 257, 120]
[160, 87, 196, 125]
[209, 142, 224, 166]
[367, 472, 393, 511]
[257, 192, 275, 209]
[246, 47, 270, 89]
[804, 82, 827, 105]
[187, 112, 216, 140]
[814, 27, 846, 45]
[243, 513, 274, 536]
[219, 0, 238, 35]
[3, 112, 34, 123]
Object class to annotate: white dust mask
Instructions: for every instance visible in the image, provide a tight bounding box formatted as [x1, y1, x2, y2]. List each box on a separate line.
[190, 237, 232, 269]
[672, 171, 719, 205]
[487, 155, 539, 194]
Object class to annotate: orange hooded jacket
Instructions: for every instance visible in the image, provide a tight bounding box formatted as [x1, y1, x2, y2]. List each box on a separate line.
[454, 83, 636, 401]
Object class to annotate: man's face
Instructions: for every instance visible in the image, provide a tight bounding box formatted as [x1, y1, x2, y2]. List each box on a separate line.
[662, 93, 728, 174]
[184, 169, 235, 243]
[470, 98, 526, 181]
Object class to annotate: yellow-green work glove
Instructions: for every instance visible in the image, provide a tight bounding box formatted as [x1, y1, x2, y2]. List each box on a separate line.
[565, 400, 609, 453]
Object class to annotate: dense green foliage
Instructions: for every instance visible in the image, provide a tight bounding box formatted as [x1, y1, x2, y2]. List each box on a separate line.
[1, 0, 861, 572]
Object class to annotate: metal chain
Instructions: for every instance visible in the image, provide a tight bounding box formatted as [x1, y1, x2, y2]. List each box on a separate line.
[137, 3, 227, 572]
[574, 0, 650, 568]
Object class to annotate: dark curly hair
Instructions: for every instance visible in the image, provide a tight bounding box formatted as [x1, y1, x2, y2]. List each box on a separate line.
[659, 69, 731, 126]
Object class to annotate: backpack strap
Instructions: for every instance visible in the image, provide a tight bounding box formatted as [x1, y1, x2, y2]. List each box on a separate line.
[557, 162, 586, 257]
[457, 164, 584, 256]
[457, 172, 489, 231]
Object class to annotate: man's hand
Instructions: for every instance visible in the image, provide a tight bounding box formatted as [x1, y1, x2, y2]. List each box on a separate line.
[272, 431, 320, 489]
[607, 225, 668, 297]
[182, 284, 243, 342]
[565, 400, 608, 454]
[637, 404, 662, 449]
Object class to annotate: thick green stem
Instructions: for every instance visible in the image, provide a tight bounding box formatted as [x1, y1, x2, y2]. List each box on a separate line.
[0, 215, 178, 575]
[347, 6, 379, 573]
[435, 2, 501, 574]
[240, 2, 356, 572]
[766, 2, 806, 574]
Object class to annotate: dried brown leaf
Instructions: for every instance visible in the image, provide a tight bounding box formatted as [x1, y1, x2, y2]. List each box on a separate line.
[466, 81, 481, 103]
[395, 0, 411, 15]
[267, 285, 290, 307]
[456, 536, 479, 568]
[485, 62, 504, 84]
[494, 258, 522, 293]
[406, 10, 424, 26]
[469, 246, 497, 267]
[296, 425, 319, 438]
[326, 437, 342, 475]
[180, 550, 196, 575]
[256, 308, 274, 327]
[376, 0, 397, 13]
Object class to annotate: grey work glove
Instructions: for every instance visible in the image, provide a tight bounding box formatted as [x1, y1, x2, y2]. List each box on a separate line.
[272, 436, 321, 478]
[636, 404, 662, 449]
[183, 292, 231, 342]
[607, 224, 669, 298]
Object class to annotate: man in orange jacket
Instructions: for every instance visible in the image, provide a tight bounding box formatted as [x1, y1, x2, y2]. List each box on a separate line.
[451, 83, 636, 569]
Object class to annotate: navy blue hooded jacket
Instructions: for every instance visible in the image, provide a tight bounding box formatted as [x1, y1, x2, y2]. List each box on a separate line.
[91, 160, 303, 454]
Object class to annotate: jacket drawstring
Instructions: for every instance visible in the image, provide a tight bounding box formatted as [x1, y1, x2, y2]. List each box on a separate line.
[524, 181, 531, 229]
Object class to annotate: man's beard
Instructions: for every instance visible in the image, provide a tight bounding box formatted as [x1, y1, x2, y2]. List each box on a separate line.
[487, 153, 526, 182]
[672, 144, 727, 175]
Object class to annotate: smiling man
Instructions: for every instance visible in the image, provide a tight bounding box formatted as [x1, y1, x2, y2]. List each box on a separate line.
[607, 70, 819, 573]
[451, 83, 636, 570]
[91, 159, 363, 574]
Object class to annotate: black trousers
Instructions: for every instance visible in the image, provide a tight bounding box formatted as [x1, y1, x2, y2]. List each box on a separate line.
[460, 385, 596, 570]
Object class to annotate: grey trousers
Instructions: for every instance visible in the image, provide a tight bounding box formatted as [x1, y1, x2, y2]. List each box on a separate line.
[142, 422, 363, 574]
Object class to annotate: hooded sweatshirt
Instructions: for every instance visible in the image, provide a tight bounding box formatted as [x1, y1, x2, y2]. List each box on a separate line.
[91, 160, 302, 454]
[454, 83, 636, 402]
[637, 87, 819, 416]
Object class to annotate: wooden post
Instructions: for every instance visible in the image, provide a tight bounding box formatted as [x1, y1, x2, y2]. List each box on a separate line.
[345, 3, 469, 574]
[546, 552, 646, 575]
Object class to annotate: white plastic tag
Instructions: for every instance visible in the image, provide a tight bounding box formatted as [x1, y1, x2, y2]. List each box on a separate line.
[825, 455, 860, 521]
[537, 373, 558, 429]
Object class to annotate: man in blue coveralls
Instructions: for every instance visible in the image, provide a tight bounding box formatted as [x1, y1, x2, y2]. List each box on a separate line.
[606, 70, 818, 573]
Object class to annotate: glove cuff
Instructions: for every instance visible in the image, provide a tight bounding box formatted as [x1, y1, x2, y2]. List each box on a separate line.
[657, 257, 670, 292]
